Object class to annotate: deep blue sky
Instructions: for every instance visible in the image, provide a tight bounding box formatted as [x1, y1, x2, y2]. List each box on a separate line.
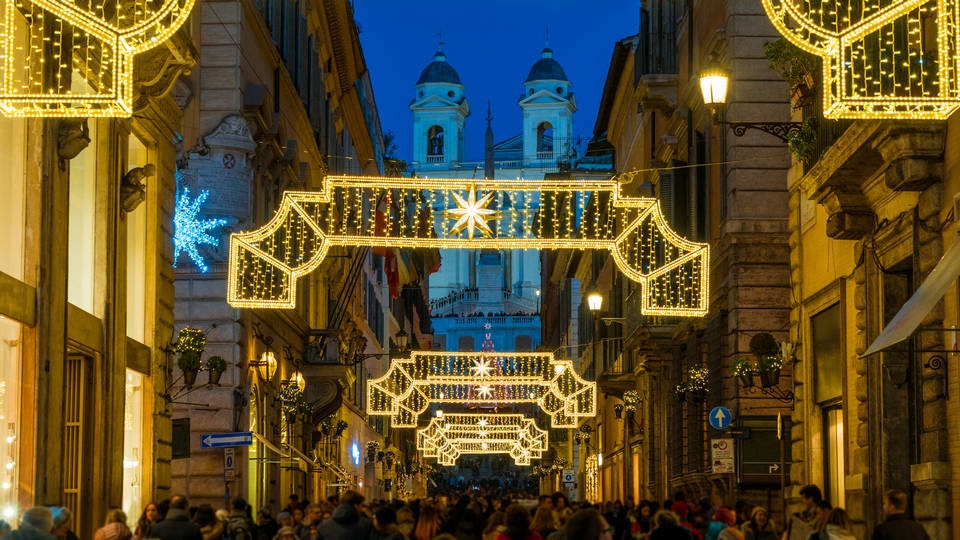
[353, 1, 640, 163]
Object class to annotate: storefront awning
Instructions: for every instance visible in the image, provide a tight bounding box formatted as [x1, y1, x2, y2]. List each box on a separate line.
[862, 233, 960, 356]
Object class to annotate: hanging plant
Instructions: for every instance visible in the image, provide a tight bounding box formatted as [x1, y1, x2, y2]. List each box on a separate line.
[174, 327, 207, 354]
[685, 366, 710, 393]
[731, 358, 753, 377]
[334, 420, 348, 437]
[279, 384, 310, 416]
[623, 390, 641, 412]
[205, 355, 227, 372]
[759, 354, 783, 373]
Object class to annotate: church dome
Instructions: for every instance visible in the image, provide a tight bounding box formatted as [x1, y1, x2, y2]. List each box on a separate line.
[416, 51, 462, 85]
[525, 47, 568, 82]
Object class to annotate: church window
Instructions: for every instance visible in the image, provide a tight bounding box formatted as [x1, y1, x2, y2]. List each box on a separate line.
[529, 88, 534, 96]
[448, 90, 455, 97]
[536, 122, 554, 157]
[427, 125, 445, 161]
[556, 87, 563, 95]
[419, 91, 424, 98]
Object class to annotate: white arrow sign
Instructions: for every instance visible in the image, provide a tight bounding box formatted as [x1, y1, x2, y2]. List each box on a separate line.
[769, 463, 780, 473]
[201, 432, 253, 448]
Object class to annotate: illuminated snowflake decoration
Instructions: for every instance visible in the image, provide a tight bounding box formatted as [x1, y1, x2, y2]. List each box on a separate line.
[471, 358, 494, 378]
[174, 186, 228, 273]
[477, 385, 493, 399]
[477, 418, 488, 427]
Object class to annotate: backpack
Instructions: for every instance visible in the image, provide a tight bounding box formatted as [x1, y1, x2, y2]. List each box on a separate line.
[226, 514, 254, 540]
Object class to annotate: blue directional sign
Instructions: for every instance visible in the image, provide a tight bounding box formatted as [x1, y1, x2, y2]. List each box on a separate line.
[709, 407, 733, 430]
[201, 431, 253, 448]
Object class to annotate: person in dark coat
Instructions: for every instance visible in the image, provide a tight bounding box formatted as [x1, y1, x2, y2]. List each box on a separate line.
[150, 495, 203, 540]
[648, 510, 694, 540]
[871, 489, 930, 540]
[10, 508, 56, 540]
[313, 491, 372, 540]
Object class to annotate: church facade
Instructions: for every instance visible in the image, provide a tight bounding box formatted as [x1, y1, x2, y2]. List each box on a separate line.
[408, 46, 590, 354]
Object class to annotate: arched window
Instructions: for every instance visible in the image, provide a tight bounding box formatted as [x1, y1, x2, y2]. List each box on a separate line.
[427, 125, 444, 162]
[536, 122, 554, 157]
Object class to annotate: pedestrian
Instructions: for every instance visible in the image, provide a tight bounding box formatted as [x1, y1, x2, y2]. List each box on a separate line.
[739, 507, 775, 540]
[495, 504, 541, 540]
[712, 509, 743, 540]
[870, 489, 930, 540]
[647, 510, 693, 540]
[9, 508, 56, 540]
[193, 505, 223, 540]
[133, 503, 159, 540]
[818, 509, 855, 540]
[396, 507, 416, 540]
[226, 498, 256, 540]
[550, 494, 572, 528]
[50, 507, 79, 540]
[562, 508, 614, 540]
[482, 511, 506, 540]
[94, 510, 132, 540]
[257, 508, 280, 540]
[273, 527, 298, 540]
[530, 507, 557, 539]
[412, 503, 442, 540]
[371, 506, 405, 540]
[149, 495, 203, 540]
[783, 485, 821, 540]
[312, 490, 373, 540]
[668, 503, 701, 540]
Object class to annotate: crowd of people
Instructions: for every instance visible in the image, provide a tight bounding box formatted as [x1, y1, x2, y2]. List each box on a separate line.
[0, 484, 931, 540]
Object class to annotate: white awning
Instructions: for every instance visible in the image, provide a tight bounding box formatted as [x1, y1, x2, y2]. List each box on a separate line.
[862, 233, 960, 356]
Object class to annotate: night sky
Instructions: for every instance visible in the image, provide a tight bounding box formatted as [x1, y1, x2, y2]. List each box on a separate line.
[353, 1, 641, 163]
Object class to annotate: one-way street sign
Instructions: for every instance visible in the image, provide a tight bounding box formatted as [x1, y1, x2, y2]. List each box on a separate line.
[709, 406, 733, 430]
[201, 432, 253, 448]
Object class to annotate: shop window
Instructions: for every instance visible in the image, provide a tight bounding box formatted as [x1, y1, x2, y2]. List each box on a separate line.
[0, 119, 26, 279]
[812, 303, 845, 504]
[122, 370, 143, 526]
[126, 136, 149, 343]
[69, 122, 99, 314]
[0, 318, 21, 520]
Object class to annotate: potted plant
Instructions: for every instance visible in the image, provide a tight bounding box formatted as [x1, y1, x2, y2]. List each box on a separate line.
[787, 118, 818, 163]
[205, 355, 227, 385]
[174, 327, 206, 387]
[673, 381, 688, 402]
[732, 358, 755, 388]
[759, 354, 783, 388]
[686, 366, 710, 398]
[763, 38, 818, 108]
[279, 384, 307, 420]
[334, 419, 348, 438]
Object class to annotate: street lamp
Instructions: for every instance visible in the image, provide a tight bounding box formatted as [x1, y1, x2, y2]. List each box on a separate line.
[587, 289, 603, 377]
[251, 351, 278, 383]
[535, 289, 541, 313]
[698, 59, 801, 142]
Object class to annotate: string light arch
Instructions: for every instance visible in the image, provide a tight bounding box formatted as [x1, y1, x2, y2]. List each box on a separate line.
[761, 0, 960, 119]
[417, 413, 548, 466]
[0, 0, 195, 117]
[366, 350, 596, 428]
[227, 175, 710, 317]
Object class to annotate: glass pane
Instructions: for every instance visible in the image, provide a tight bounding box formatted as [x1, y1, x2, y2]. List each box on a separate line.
[812, 304, 842, 403]
[0, 318, 21, 520]
[0, 119, 26, 279]
[68, 122, 99, 314]
[825, 407, 845, 507]
[126, 136, 148, 342]
[122, 370, 143, 527]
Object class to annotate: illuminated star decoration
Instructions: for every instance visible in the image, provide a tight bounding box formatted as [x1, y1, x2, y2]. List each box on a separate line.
[444, 184, 500, 239]
[477, 385, 493, 399]
[477, 418, 488, 427]
[471, 358, 494, 378]
[174, 185, 228, 273]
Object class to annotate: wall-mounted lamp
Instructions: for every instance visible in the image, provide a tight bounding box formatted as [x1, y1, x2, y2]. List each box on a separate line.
[586, 290, 603, 312]
[698, 58, 801, 142]
[250, 322, 278, 382]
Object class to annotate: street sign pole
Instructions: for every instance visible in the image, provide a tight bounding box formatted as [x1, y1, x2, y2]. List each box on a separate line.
[779, 412, 786, 521]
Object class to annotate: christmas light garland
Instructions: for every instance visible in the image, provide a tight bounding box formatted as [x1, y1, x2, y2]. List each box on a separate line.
[366, 350, 596, 428]
[0, 0, 196, 116]
[417, 414, 548, 466]
[761, 0, 960, 118]
[228, 175, 710, 317]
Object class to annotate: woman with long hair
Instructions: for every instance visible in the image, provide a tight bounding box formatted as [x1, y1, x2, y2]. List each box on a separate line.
[482, 511, 506, 540]
[562, 508, 614, 540]
[93, 509, 132, 540]
[740, 507, 776, 540]
[133, 503, 159, 540]
[495, 504, 541, 540]
[192, 504, 223, 540]
[412, 503, 443, 540]
[530, 507, 557, 539]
